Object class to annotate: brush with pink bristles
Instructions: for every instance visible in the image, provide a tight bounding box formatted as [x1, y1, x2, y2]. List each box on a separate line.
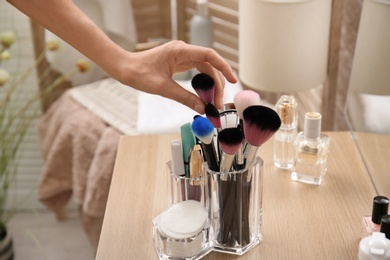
[191, 73, 215, 104]
[191, 73, 222, 129]
[218, 127, 244, 174]
[243, 105, 281, 171]
[205, 103, 222, 129]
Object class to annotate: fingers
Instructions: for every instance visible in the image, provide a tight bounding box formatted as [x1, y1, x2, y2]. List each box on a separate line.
[157, 78, 206, 114]
[185, 44, 237, 84]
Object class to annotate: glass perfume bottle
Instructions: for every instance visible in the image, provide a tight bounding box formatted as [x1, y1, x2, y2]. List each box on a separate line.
[291, 112, 330, 185]
[274, 95, 298, 169]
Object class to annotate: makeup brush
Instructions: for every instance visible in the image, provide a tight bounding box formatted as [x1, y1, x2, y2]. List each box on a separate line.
[191, 116, 219, 171]
[218, 128, 243, 174]
[191, 73, 215, 104]
[233, 90, 261, 120]
[205, 103, 222, 129]
[243, 105, 281, 170]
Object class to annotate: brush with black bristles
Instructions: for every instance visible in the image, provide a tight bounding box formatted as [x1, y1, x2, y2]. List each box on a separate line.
[205, 103, 222, 129]
[191, 73, 222, 129]
[191, 116, 219, 171]
[243, 105, 281, 171]
[191, 73, 215, 104]
[218, 128, 243, 174]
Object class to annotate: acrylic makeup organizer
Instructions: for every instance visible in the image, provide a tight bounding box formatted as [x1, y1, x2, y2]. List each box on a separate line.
[152, 157, 264, 259]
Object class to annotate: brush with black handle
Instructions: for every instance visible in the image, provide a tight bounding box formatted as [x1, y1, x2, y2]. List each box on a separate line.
[190, 115, 219, 172]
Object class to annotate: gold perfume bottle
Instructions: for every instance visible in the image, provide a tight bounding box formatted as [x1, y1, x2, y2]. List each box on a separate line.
[274, 95, 298, 169]
[291, 112, 330, 185]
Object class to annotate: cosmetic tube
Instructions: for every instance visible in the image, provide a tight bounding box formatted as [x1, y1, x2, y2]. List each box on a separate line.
[291, 112, 330, 185]
[274, 95, 298, 169]
[362, 195, 389, 238]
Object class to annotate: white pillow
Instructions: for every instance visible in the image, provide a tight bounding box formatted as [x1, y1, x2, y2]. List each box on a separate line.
[136, 79, 244, 134]
[346, 92, 390, 134]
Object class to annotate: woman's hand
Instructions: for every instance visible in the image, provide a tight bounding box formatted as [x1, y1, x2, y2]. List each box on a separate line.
[118, 41, 237, 114]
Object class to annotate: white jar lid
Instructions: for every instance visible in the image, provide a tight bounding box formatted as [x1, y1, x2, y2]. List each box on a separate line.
[158, 200, 208, 239]
[359, 232, 390, 260]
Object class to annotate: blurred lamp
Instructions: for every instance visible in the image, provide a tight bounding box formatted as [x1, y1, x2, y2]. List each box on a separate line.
[239, 0, 332, 92]
[348, 0, 390, 95]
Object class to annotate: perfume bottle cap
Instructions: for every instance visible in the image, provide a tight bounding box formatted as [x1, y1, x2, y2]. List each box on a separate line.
[372, 196, 389, 224]
[381, 215, 390, 239]
[358, 232, 390, 260]
[303, 112, 322, 139]
[275, 95, 298, 128]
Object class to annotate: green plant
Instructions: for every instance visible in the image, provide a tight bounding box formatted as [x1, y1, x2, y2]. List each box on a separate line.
[0, 31, 89, 237]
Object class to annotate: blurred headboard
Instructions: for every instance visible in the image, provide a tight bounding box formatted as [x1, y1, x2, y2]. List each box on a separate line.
[30, 0, 172, 112]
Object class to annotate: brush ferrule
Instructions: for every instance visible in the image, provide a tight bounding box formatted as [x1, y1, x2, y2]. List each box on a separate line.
[244, 144, 259, 181]
[219, 153, 235, 181]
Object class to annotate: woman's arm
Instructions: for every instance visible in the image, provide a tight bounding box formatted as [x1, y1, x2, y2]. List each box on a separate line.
[7, 0, 237, 114]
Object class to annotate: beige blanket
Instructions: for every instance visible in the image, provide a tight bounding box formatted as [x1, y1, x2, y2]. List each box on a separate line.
[37, 91, 120, 248]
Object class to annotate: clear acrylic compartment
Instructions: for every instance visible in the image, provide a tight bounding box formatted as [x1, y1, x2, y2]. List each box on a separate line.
[152, 162, 212, 260]
[206, 157, 263, 255]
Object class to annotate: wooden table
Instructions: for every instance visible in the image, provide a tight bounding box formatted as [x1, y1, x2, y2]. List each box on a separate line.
[96, 132, 377, 259]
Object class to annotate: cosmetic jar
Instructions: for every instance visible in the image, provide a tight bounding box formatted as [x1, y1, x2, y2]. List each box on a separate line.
[205, 156, 263, 255]
[152, 200, 211, 259]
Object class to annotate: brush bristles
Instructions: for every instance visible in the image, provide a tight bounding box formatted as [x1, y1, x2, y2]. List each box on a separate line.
[191, 73, 215, 104]
[191, 116, 215, 144]
[233, 90, 261, 119]
[243, 105, 281, 146]
[205, 103, 221, 128]
[218, 128, 243, 155]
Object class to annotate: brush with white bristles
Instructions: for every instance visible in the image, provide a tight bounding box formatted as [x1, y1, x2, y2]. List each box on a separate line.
[233, 90, 261, 120]
[191, 116, 219, 171]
